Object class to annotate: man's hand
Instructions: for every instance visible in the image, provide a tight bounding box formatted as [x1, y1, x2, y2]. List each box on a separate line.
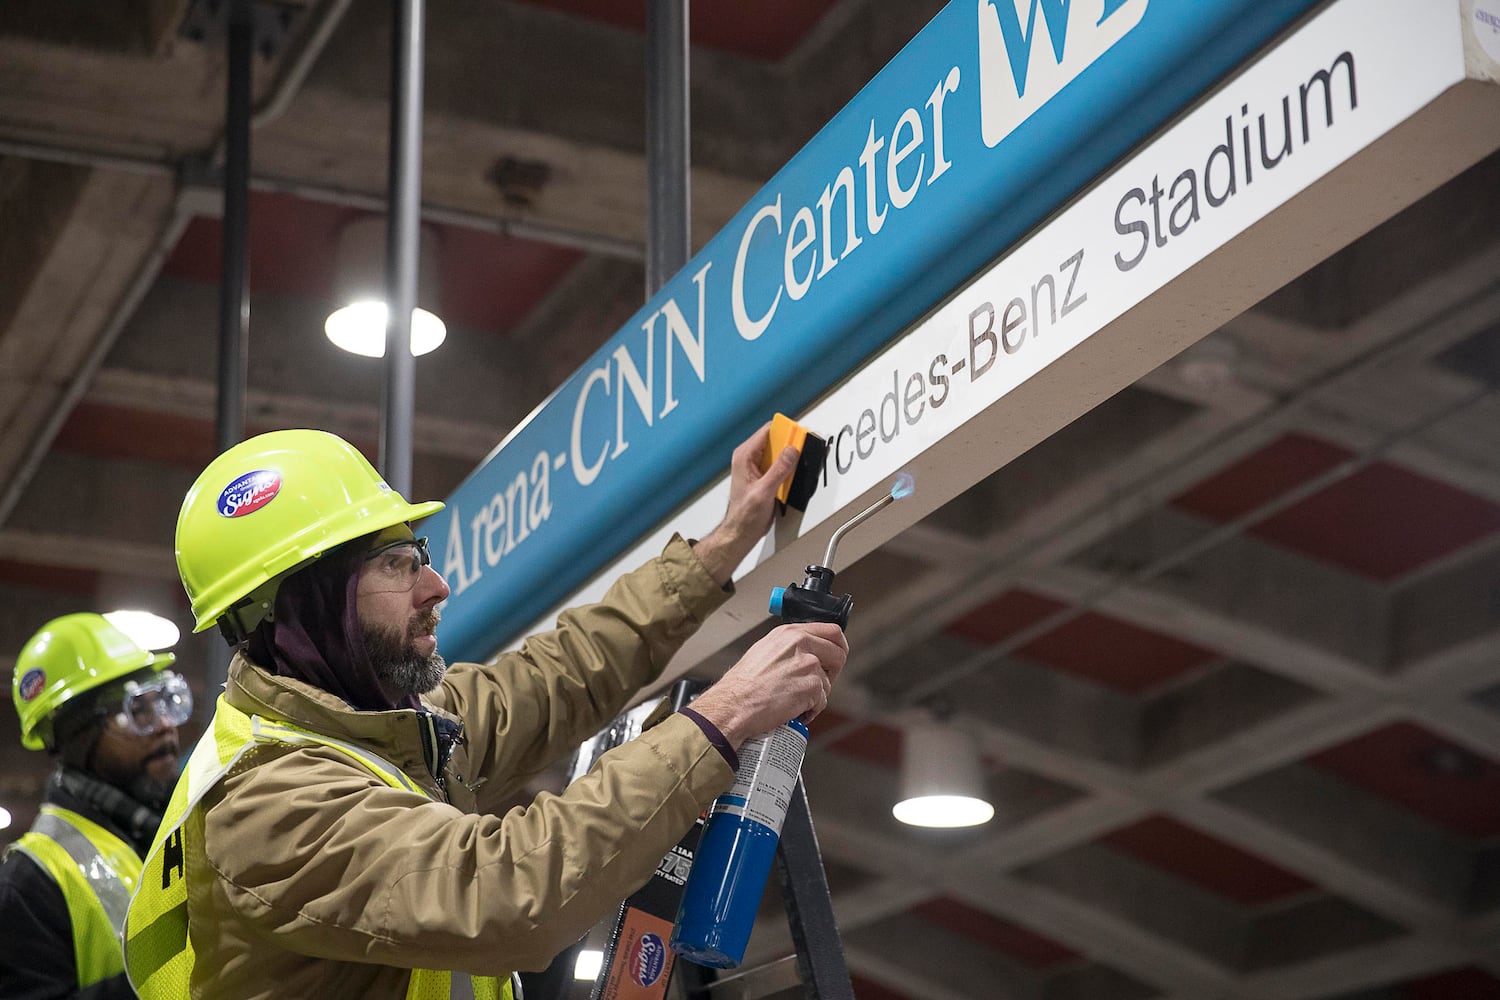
[688, 622, 849, 748]
[693, 422, 799, 587]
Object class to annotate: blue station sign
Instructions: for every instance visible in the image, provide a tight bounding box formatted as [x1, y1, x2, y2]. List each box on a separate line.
[435, 0, 1323, 662]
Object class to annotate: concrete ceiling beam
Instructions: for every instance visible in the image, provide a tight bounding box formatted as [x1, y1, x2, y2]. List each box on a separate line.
[0, 530, 178, 582]
[0, 167, 182, 525]
[0, 0, 196, 59]
[1029, 561, 1389, 694]
[1206, 766, 1482, 920]
[965, 870, 1242, 999]
[1237, 933, 1472, 1000]
[88, 368, 512, 462]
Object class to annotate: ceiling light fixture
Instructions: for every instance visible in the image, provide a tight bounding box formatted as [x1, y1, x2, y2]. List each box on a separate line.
[324, 216, 446, 358]
[103, 610, 180, 651]
[325, 301, 447, 358]
[573, 949, 603, 980]
[0, 806, 11, 831]
[892, 722, 995, 829]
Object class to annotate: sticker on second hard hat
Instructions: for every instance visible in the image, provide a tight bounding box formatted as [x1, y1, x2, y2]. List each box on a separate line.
[217, 471, 282, 518]
[18, 668, 45, 701]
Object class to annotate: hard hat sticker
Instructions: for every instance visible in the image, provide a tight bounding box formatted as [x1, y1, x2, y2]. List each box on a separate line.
[218, 470, 282, 518]
[18, 668, 45, 701]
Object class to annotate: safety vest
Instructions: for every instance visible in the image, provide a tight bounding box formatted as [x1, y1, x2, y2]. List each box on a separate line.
[8, 804, 141, 987]
[123, 695, 514, 1000]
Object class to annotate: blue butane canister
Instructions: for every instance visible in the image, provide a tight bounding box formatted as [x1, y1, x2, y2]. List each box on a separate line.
[670, 473, 913, 970]
[669, 718, 810, 968]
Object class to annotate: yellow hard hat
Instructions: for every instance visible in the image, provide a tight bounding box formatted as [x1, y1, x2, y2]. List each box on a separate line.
[13, 613, 177, 751]
[175, 429, 444, 634]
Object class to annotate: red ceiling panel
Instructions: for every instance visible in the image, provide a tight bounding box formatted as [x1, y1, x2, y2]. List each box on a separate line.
[162, 191, 582, 335]
[1017, 610, 1219, 695]
[515, 0, 843, 61]
[910, 896, 1079, 968]
[945, 589, 1067, 646]
[1251, 461, 1500, 580]
[812, 707, 855, 731]
[848, 975, 913, 1000]
[0, 558, 100, 597]
[55, 402, 220, 470]
[1307, 721, 1500, 838]
[434, 223, 582, 334]
[164, 191, 351, 300]
[1402, 968, 1500, 999]
[945, 589, 1217, 694]
[1174, 433, 1350, 523]
[816, 711, 1002, 775]
[53, 402, 383, 476]
[1102, 816, 1315, 904]
[1173, 433, 1500, 580]
[824, 718, 903, 771]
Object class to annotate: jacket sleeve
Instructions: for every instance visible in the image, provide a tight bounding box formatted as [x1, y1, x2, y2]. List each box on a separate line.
[432, 533, 729, 810]
[200, 710, 734, 976]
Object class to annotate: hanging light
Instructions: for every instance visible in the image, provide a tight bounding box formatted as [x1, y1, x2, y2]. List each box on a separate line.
[324, 216, 446, 357]
[892, 723, 994, 828]
[103, 610, 180, 652]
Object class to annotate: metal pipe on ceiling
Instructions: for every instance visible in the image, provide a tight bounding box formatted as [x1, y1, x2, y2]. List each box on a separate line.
[645, 0, 690, 296]
[251, 0, 355, 130]
[217, 1, 253, 456]
[0, 135, 645, 261]
[199, 0, 357, 168]
[0, 136, 176, 177]
[252, 175, 645, 261]
[380, 0, 426, 496]
[205, 0, 257, 703]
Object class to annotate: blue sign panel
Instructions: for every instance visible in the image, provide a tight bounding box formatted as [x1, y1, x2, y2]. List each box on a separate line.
[435, 0, 1321, 662]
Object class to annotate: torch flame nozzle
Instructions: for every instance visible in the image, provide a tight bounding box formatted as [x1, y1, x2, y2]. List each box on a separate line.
[822, 473, 915, 571]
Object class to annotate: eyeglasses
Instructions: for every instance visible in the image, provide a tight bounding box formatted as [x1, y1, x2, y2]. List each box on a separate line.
[362, 536, 432, 594]
[111, 672, 193, 735]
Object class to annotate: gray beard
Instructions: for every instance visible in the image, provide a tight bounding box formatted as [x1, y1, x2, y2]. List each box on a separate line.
[363, 619, 447, 697]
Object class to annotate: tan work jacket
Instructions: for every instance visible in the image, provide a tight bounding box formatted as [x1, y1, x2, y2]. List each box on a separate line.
[181, 536, 734, 998]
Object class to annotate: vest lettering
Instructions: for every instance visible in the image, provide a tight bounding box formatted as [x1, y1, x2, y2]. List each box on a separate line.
[160, 829, 185, 890]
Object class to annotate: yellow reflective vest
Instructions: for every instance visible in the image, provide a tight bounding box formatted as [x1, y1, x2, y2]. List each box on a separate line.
[9, 804, 141, 988]
[123, 697, 513, 1000]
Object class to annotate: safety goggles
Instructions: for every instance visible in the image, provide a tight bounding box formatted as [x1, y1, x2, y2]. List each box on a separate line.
[111, 672, 193, 735]
[362, 536, 432, 594]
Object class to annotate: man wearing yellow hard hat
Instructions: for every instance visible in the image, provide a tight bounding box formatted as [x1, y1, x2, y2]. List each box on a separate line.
[124, 426, 846, 999]
[2, 613, 191, 998]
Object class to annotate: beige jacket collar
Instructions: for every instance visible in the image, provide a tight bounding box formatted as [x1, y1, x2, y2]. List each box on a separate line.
[223, 652, 468, 802]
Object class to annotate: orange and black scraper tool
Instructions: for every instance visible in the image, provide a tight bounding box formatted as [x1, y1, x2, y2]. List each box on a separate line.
[764, 413, 827, 512]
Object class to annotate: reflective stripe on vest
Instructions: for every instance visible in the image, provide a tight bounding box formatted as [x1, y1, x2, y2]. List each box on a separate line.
[123, 694, 512, 1000]
[8, 804, 142, 987]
